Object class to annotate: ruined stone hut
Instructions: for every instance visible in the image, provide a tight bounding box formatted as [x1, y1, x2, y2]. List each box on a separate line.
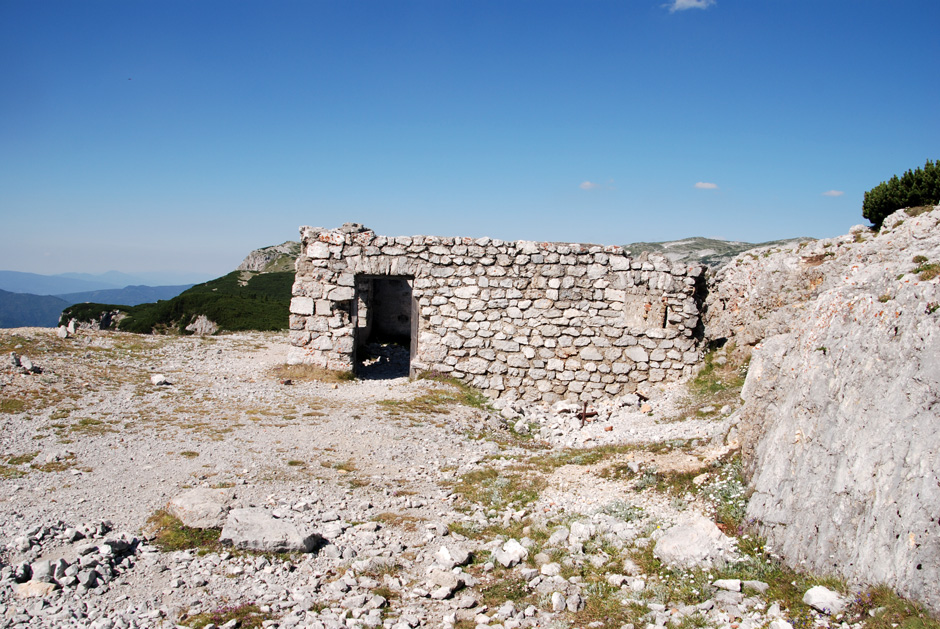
[288, 223, 706, 403]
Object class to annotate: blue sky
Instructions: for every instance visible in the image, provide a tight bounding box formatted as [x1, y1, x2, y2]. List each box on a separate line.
[1, 0, 938, 277]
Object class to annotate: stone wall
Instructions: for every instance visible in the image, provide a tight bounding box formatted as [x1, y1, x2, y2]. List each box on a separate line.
[288, 223, 705, 403]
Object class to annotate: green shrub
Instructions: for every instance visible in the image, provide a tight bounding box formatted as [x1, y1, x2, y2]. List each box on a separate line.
[863, 159, 940, 229]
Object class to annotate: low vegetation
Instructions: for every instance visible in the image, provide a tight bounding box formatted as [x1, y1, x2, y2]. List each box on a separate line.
[180, 603, 274, 629]
[863, 159, 939, 229]
[61, 270, 294, 334]
[146, 510, 221, 552]
[379, 374, 492, 417]
[271, 363, 356, 384]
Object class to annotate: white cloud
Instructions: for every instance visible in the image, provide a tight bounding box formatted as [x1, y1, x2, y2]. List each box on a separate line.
[667, 0, 716, 12]
[822, 190, 845, 197]
[579, 181, 599, 190]
[695, 182, 719, 189]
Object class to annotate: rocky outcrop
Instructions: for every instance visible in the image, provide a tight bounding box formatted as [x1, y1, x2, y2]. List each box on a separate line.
[723, 207, 940, 613]
[236, 241, 300, 273]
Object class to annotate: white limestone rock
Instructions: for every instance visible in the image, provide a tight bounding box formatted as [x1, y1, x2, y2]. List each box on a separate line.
[802, 586, 845, 615]
[166, 488, 233, 529]
[654, 513, 735, 568]
[219, 508, 320, 553]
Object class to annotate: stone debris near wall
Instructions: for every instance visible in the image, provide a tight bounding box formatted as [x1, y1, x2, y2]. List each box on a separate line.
[288, 223, 706, 403]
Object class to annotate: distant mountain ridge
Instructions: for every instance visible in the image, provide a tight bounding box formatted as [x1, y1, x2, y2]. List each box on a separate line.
[623, 236, 814, 268]
[0, 269, 212, 296]
[56, 284, 194, 307]
[0, 271, 119, 295]
[0, 289, 69, 328]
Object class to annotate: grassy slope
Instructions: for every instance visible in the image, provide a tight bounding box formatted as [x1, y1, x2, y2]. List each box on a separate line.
[60, 271, 294, 334]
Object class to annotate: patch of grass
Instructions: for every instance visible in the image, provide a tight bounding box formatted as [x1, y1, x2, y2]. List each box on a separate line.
[378, 390, 463, 416]
[0, 464, 27, 479]
[904, 205, 934, 218]
[70, 418, 116, 435]
[914, 262, 940, 281]
[270, 363, 355, 383]
[179, 451, 199, 458]
[181, 602, 274, 629]
[846, 585, 940, 629]
[478, 574, 533, 609]
[146, 510, 221, 552]
[415, 371, 494, 411]
[286, 459, 304, 466]
[879, 294, 892, 303]
[699, 457, 749, 531]
[691, 345, 749, 397]
[7, 452, 38, 465]
[0, 398, 26, 414]
[451, 467, 547, 510]
[30, 452, 78, 473]
[373, 512, 424, 531]
[320, 458, 356, 473]
[574, 583, 647, 628]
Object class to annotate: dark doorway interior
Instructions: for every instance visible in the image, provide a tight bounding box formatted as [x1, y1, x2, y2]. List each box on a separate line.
[354, 276, 415, 379]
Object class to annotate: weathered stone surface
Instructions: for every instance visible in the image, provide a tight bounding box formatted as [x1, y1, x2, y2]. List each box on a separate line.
[731, 206, 940, 614]
[493, 538, 528, 567]
[220, 508, 319, 553]
[14, 580, 57, 598]
[654, 514, 735, 568]
[166, 488, 234, 529]
[184, 315, 218, 336]
[802, 586, 844, 615]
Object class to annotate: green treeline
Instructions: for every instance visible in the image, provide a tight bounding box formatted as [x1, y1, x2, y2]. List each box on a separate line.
[863, 159, 940, 228]
[61, 271, 293, 334]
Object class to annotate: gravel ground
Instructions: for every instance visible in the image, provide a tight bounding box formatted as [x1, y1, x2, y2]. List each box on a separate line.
[0, 329, 858, 629]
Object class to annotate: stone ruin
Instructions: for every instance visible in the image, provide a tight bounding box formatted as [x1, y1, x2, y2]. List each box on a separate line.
[288, 223, 706, 403]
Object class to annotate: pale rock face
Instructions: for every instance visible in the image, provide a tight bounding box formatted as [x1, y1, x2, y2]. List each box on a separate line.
[726, 206, 940, 614]
[493, 538, 529, 567]
[184, 314, 218, 336]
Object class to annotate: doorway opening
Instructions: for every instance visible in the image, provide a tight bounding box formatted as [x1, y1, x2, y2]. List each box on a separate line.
[353, 276, 416, 379]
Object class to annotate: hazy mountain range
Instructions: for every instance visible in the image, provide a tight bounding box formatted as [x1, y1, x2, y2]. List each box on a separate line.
[0, 270, 207, 328]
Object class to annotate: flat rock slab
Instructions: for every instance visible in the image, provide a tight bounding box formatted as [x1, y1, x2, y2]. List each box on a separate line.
[166, 488, 234, 529]
[220, 508, 319, 553]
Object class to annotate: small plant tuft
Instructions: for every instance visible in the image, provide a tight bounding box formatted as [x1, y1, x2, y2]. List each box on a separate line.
[146, 510, 221, 552]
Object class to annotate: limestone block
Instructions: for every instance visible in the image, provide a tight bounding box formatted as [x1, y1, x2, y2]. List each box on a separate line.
[328, 286, 355, 301]
[579, 347, 603, 361]
[624, 346, 649, 362]
[290, 296, 315, 316]
[167, 488, 234, 529]
[307, 242, 330, 259]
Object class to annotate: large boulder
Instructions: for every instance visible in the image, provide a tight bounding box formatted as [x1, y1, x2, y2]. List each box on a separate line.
[653, 513, 736, 568]
[220, 508, 320, 553]
[166, 488, 233, 529]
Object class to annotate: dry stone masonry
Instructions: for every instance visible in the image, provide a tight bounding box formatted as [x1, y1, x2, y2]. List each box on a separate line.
[288, 223, 706, 403]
